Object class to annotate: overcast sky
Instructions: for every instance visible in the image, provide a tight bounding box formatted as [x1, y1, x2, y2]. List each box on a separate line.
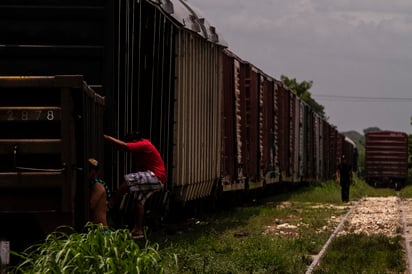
[188, 0, 412, 134]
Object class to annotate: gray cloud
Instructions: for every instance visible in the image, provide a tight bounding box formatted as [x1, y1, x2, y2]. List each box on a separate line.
[313, 0, 412, 14]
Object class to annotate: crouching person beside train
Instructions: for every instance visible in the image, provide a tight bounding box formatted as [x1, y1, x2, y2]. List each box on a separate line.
[104, 131, 166, 240]
[88, 158, 112, 227]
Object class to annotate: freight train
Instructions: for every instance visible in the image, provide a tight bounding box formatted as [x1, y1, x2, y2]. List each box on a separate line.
[0, 0, 356, 261]
[365, 131, 408, 189]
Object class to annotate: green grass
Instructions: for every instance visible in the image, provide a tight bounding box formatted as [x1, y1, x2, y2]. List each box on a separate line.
[9, 223, 177, 274]
[265, 176, 397, 206]
[400, 180, 412, 198]
[8, 178, 406, 273]
[153, 178, 404, 273]
[314, 234, 405, 274]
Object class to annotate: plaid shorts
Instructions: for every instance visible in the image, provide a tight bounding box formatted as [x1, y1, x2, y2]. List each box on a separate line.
[124, 171, 163, 204]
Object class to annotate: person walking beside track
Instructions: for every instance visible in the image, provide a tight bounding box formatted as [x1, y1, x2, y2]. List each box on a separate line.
[104, 131, 166, 240]
[336, 155, 353, 202]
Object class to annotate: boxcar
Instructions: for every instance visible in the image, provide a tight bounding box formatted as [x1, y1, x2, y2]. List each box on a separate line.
[303, 104, 315, 181]
[0, 75, 104, 259]
[0, 0, 350, 252]
[221, 50, 276, 193]
[171, 19, 224, 203]
[239, 64, 264, 190]
[313, 113, 323, 180]
[221, 50, 247, 192]
[365, 131, 408, 189]
[276, 81, 293, 182]
[295, 98, 305, 182]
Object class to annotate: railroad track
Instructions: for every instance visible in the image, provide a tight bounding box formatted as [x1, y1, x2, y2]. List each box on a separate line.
[306, 195, 412, 274]
[402, 197, 412, 273]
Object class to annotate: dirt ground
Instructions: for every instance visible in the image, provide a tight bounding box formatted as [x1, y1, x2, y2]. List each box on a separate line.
[338, 197, 402, 236]
[264, 197, 412, 273]
[338, 197, 412, 274]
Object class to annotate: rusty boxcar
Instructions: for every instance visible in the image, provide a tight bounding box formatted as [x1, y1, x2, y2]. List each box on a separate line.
[365, 131, 408, 189]
[221, 50, 247, 192]
[0, 75, 105, 260]
[261, 74, 278, 186]
[276, 81, 293, 182]
[221, 50, 271, 194]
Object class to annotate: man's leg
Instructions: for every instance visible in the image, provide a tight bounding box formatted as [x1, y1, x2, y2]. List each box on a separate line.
[126, 171, 163, 238]
[108, 181, 129, 209]
[342, 183, 349, 202]
[132, 201, 145, 237]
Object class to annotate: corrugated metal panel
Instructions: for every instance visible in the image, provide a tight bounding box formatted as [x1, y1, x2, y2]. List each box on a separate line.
[315, 115, 322, 179]
[309, 109, 314, 179]
[329, 126, 338, 178]
[298, 100, 306, 180]
[300, 102, 308, 180]
[273, 82, 280, 181]
[238, 61, 250, 185]
[332, 128, 338, 176]
[325, 122, 334, 178]
[365, 131, 408, 180]
[327, 123, 333, 179]
[262, 77, 278, 184]
[290, 93, 297, 181]
[322, 120, 329, 179]
[233, 59, 246, 188]
[257, 74, 264, 185]
[173, 31, 222, 201]
[246, 66, 258, 185]
[235, 64, 264, 189]
[336, 133, 344, 162]
[277, 83, 291, 181]
[109, 1, 176, 208]
[221, 50, 245, 191]
[221, 51, 235, 188]
[293, 96, 302, 182]
[304, 105, 313, 180]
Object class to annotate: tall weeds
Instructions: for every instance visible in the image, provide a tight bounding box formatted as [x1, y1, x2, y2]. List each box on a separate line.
[10, 223, 177, 274]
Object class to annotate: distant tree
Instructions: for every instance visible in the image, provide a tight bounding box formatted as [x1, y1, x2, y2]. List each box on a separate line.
[280, 75, 326, 119]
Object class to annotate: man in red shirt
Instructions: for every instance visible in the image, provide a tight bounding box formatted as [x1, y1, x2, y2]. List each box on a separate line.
[104, 131, 166, 239]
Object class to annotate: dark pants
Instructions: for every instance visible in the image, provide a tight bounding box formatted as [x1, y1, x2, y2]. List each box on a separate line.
[341, 182, 350, 202]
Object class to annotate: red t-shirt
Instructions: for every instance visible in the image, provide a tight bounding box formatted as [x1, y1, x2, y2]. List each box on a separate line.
[127, 139, 166, 184]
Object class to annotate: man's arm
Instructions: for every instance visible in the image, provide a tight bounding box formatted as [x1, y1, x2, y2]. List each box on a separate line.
[104, 134, 129, 151]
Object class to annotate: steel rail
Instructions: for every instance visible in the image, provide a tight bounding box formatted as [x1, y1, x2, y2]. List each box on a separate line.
[305, 199, 361, 274]
[400, 194, 412, 274]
